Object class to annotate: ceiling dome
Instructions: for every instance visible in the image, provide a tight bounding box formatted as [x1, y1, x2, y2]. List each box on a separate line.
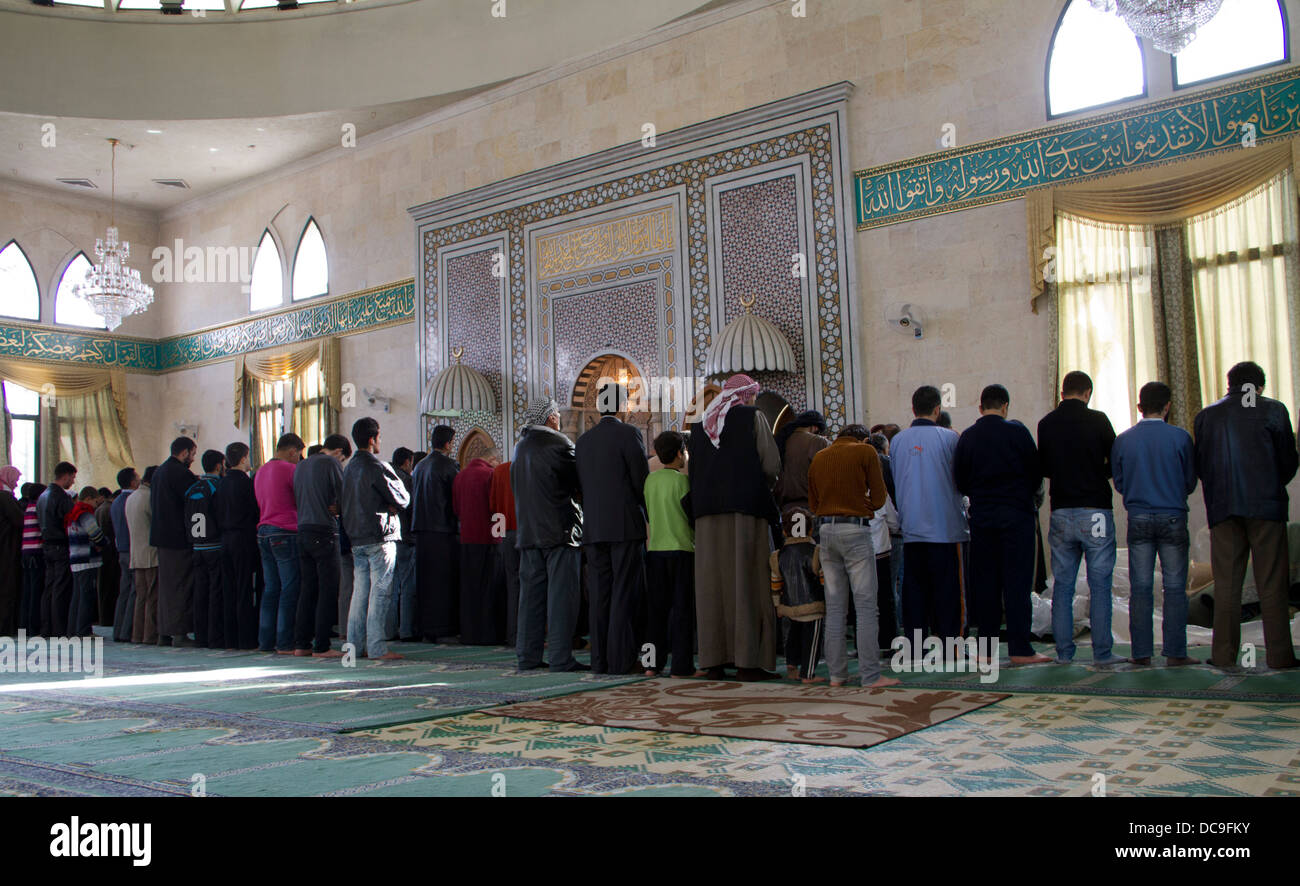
[704, 297, 796, 377]
[420, 347, 495, 415]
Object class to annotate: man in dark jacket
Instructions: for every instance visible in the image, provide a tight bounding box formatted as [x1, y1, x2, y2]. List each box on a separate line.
[1038, 371, 1121, 666]
[151, 436, 198, 646]
[186, 450, 225, 647]
[955, 384, 1050, 664]
[410, 425, 459, 642]
[512, 397, 587, 672]
[37, 461, 77, 636]
[575, 383, 649, 675]
[217, 442, 260, 649]
[342, 417, 410, 661]
[293, 434, 350, 656]
[110, 467, 138, 642]
[1193, 361, 1299, 669]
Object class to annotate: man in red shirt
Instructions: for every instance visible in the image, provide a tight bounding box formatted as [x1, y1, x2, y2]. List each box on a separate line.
[453, 447, 504, 644]
[488, 453, 519, 647]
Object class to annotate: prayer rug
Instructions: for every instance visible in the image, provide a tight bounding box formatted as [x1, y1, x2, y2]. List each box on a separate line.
[488, 678, 1008, 748]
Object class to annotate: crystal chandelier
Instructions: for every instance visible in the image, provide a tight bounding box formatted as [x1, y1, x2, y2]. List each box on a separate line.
[72, 138, 154, 332]
[1088, 0, 1225, 54]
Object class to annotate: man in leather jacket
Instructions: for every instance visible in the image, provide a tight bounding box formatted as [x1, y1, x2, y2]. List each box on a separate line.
[512, 397, 588, 672]
[410, 425, 459, 642]
[1193, 361, 1298, 670]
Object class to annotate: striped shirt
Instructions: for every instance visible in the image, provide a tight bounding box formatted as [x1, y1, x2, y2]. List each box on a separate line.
[22, 503, 40, 553]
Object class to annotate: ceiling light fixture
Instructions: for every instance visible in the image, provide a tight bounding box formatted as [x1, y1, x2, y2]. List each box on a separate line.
[1088, 0, 1225, 54]
[71, 138, 154, 331]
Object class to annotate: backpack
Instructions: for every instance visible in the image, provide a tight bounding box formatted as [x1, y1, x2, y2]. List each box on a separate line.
[184, 476, 221, 548]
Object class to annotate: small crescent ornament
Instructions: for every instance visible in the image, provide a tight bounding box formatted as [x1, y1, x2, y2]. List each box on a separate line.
[739, 294, 756, 310]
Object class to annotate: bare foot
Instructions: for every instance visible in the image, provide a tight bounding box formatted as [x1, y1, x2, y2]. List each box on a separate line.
[801, 675, 827, 684]
[313, 650, 344, 658]
[1010, 652, 1052, 665]
[865, 676, 901, 688]
[829, 680, 844, 688]
[786, 667, 798, 680]
[644, 669, 658, 677]
[375, 652, 404, 661]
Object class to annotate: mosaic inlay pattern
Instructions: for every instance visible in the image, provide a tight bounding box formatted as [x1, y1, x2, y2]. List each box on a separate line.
[551, 280, 660, 398]
[719, 175, 806, 411]
[444, 249, 505, 448]
[855, 66, 1300, 229]
[537, 207, 675, 280]
[421, 124, 846, 435]
[0, 281, 414, 373]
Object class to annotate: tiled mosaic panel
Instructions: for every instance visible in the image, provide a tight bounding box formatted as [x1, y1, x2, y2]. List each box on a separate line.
[422, 124, 847, 432]
[551, 280, 659, 400]
[718, 175, 806, 413]
[442, 249, 505, 448]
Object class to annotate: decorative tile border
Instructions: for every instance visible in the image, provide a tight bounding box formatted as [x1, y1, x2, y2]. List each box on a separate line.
[855, 66, 1300, 229]
[0, 280, 414, 373]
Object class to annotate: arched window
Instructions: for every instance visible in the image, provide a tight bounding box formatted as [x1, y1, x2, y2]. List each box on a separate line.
[1047, 0, 1146, 117]
[54, 253, 107, 329]
[292, 218, 329, 301]
[1174, 0, 1287, 87]
[0, 241, 40, 321]
[249, 230, 284, 311]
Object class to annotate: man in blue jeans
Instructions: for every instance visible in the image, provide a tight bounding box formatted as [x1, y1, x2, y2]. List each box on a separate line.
[1111, 381, 1199, 666]
[1038, 371, 1123, 666]
[342, 417, 410, 661]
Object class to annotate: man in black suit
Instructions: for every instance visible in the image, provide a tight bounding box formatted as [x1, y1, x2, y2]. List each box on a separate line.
[410, 425, 459, 642]
[575, 382, 650, 675]
[954, 384, 1051, 664]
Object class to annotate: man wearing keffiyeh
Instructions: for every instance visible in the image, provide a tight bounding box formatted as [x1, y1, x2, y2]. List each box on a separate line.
[688, 374, 782, 680]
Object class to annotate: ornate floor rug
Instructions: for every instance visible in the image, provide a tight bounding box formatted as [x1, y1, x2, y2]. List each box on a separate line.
[488, 678, 1008, 747]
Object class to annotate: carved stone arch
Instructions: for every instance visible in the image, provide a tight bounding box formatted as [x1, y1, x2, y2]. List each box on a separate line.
[457, 427, 495, 465]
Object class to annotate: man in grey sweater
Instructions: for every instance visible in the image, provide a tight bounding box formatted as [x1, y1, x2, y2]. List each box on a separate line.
[294, 434, 351, 656]
[342, 417, 410, 661]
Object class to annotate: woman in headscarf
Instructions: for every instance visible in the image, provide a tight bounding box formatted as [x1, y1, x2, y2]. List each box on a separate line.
[0, 466, 24, 636]
[688, 374, 781, 680]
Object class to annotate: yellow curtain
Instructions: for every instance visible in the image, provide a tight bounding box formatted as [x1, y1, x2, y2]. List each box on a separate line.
[1056, 213, 1159, 433]
[0, 359, 129, 430]
[1187, 170, 1300, 420]
[56, 386, 135, 490]
[1029, 141, 1296, 307]
[291, 360, 328, 449]
[251, 379, 282, 468]
[234, 338, 340, 429]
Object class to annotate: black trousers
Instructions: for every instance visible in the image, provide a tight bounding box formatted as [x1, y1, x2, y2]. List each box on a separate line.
[192, 548, 224, 648]
[645, 549, 695, 676]
[585, 540, 646, 675]
[112, 556, 135, 643]
[156, 546, 194, 639]
[98, 547, 120, 627]
[295, 528, 340, 653]
[902, 541, 963, 645]
[415, 531, 459, 640]
[460, 542, 505, 645]
[876, 553, 897, 651]
[970, 518, 1037, 657]
[501, 530, 521, 648]
[20, 551, 44, 635]
[221, 531, 260, 649]
[786, 618, 823, 679]
[43, 544, 72, 637]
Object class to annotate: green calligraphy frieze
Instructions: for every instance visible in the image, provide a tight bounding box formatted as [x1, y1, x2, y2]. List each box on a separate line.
[0, 280, 414, 373]
[855, 67, 1300, 229]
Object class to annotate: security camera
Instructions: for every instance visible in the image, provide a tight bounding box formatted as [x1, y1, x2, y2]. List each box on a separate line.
[362, 387, 391, 414]
[886, 303, 924, 340]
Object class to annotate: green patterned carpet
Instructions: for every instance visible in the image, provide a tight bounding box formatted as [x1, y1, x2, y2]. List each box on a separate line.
[1, 631, 1297, 796]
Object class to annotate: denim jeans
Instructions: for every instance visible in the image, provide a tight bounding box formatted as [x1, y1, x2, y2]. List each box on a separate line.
[517, 545, 582, 671]
[389, 542, 416, 640]
[819, 522, 881, 685]
[348, 542, 397, 658]
[1049, 508, 1117, 661]
[1127, 512, 1190, 660]
[257, 526, 300, 652]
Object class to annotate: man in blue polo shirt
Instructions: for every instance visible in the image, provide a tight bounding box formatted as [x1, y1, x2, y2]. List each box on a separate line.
[1111, 382, 1199, 667]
